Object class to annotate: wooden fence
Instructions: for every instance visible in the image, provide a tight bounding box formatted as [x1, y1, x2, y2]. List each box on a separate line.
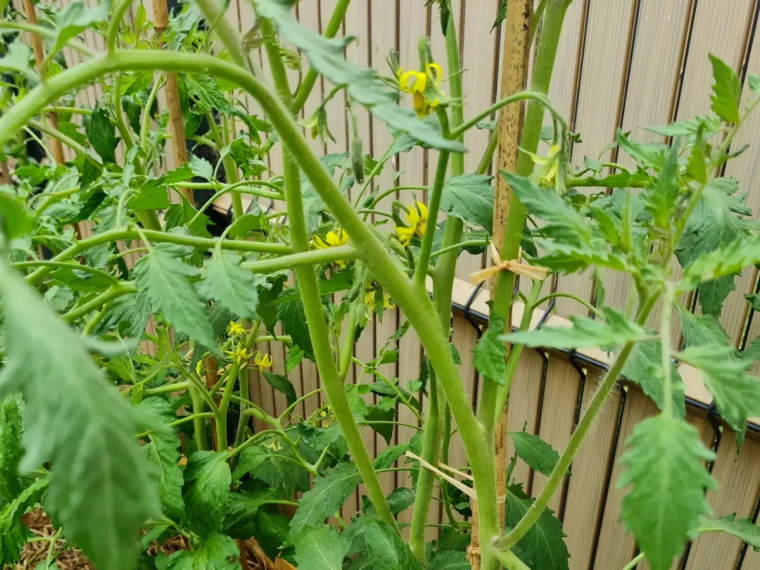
[14, 0, 760, 568]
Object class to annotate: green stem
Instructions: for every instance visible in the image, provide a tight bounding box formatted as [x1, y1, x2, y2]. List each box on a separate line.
[113, 72, 137, 151]
[27, 119, 103, 169]
[194, 0, 251, 73]
[106, 0, 134, 52]
[369, 185, 430, 208]
[477, 127, 499, 175]
[292, 0, 351, 113]
[43, 106, 93, 116]
[136, 412, 216, 438]
[413, 149, 450, 289]
[495, 293, 657, 552]
[240, 245, 356, 273]
[61, 281, 136, 322]
[144, 382, 188, 396]
[622, 552, 646, 570]
[26, 227, 292, 285]
[140, 77, 163, 153]
[431, 239, 490, 259]
[533, 292, 605, 319]
[494, 550, 532, 570]
[660, 284, 674, 418]
[451, 91, 567, 139]
[12, 260, 119, 284]
[0, 21, 95, 56]
[233, 366, 251, 451]
[410, 5, 470, 561]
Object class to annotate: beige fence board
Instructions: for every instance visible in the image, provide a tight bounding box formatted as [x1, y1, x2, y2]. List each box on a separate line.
[562, 370, 623, 570]
[553, 0, 637, 320]
[530, 358, 581, 512]
[505, 348, 546, 489]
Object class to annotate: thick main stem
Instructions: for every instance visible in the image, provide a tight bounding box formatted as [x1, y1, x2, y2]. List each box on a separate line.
[470, 1, 532, 566]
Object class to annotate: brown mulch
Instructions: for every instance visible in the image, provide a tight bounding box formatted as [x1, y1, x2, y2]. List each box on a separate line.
[10, 509, 295, 570]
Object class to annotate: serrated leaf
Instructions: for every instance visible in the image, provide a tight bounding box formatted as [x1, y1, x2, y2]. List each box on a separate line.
[644, 145, 679, 231]
[294, 525, 350, 570]
[616, 130, 667, 170]
[501, 307, 651, 350]
[357, 518, 422, 570]
[0, 194, 33, 240]
[188, 155, 214, 181]
[277, 292, 313, 358]
[678, 345, 760, 447]
[472, 303, 507, 385]
[676, 178, 752, 315]
[233, 441, 310, 496]
[440, 174, 494, 233]
[182, 451, 231, 535]
[429, 550, 469, 570]
[285, 346, 304, 374]
[255, 0, 464, 153]
[0, 258, 157, 570]
[385, 487, 415, 516]
[201, 253, 259, 319]
[53, 0, 110, 52]
[0, 478, 48, 566]
[749, 74, 760, 95]
[618, 415, 715, 570]
[222, 490, 282, 539]
[184, 75, 234, 116]
[166, 533, 240, 570]
[373, 441, 410, 470]
[622, 341, 686, 420]
[262, 372, 297, 408]
[142, 424, 184, 519]
[0, 394, 23, 499]
[508, 432, 560, 477]
[503, 172, 590, 246]
[699, 513, 760, 551]
[288, 462, 361, 541]
[708, 54, 741, 124]
[677, 303, 731, 348]
[87, 105, 119, 164]
[134, 249, 216, 349]
[505, 485, 569, 570]
[129, 178, 170, 210]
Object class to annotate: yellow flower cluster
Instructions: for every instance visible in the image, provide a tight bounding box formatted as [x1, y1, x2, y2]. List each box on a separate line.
[224, 344, 251, 366]
[227, 321, 246, 337]
[396, 63, 444, 119]
[313, 229, 350, 269]
[395, 201, 428, 246]
[364, 289, 394, 312]
[255, 352, 273, 373]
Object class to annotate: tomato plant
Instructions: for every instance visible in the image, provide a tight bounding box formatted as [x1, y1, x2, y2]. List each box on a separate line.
[1, 0, 760, 569]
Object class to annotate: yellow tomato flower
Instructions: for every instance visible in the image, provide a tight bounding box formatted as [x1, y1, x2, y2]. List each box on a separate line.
[397, 63, 444, 119]
[265, 441, 283, 452]
[255, 352, 273, 372]
[364, 289, 395, 312]
[395, 201, 428, 246]
[530, 145, 561, 188]
[225, 343, 251, 366]
[227, 321, 246, 337]
[313, 229, 350, 269]
[195, 360, 204, 377]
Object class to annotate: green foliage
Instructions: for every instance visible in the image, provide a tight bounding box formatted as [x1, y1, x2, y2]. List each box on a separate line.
[294, 525, 350, 570]
[262, 372, 297, 407]
[201, 253, 259, 320]
[472, 302, 507, 385]
[505, 485, 569, 570]
[708, 54, 742, 124]
[182, 451, 231, 535]
[440, 174, 495, 233]
[233, 439, 310, 496]
[699, 514, 760, 551]
[134, 248, 216, 349]
[288, 462, 361, 541]
[508, 431, 560, 477]
[622, 341, 686, 419]
[0, 258, 157, 570]
[502, 307, 651, 350]
[87, 105, 120, 164]
[618, 415, 716, 570]
[165, 533, 240, 569]
[0, 394, 23, 499]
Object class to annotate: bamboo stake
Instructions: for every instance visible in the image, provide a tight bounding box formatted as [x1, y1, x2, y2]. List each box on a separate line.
[469, 1, 533, 567]
[153, 0, 193, 204]
[22, 0, 65, 165]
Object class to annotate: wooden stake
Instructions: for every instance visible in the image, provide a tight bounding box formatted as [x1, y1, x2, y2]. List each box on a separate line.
[153, 0, 193, 204]
[469, 1, 533, 567]
[22, 0, 65, 165]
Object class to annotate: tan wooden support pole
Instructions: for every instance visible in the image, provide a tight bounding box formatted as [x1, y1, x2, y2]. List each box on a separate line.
[468, 1, 533, 567]
[22, 0, 66, 165]
[153, 0, 193, 205]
